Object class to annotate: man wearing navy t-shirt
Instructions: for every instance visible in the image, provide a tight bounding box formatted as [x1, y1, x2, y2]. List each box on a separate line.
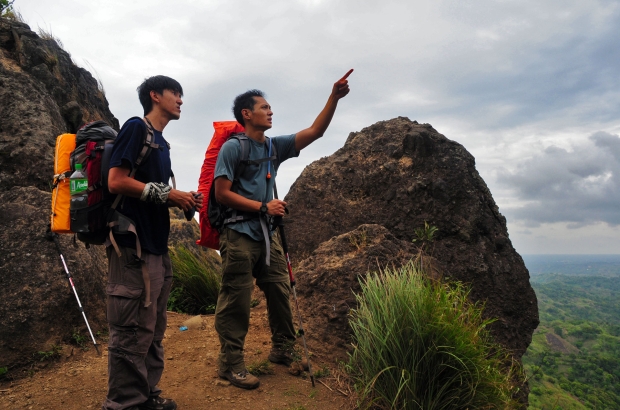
[104, 75, 202, 410]
[213, 70, 353, 390]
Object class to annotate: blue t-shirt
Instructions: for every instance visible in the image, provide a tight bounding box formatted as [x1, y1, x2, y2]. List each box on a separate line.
[108, 117, 172, 255]
[214, 134, 299, 241]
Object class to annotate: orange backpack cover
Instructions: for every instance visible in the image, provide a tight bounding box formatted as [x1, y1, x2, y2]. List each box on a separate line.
[50, 133, 77, 233]
[196, 121, 245, 249]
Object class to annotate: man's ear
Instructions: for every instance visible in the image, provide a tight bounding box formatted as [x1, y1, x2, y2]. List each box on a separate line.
[242, 108, 252, 121]
[150, 90, 161, 104]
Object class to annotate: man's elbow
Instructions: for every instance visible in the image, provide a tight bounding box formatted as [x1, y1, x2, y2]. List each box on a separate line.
[214, 190, 227, 205]
[108, 177, 122, 195]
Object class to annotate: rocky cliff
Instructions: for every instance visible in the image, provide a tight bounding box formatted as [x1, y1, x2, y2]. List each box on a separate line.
[0, 17, 121, 372]
[285, 117, 539, 367]
[0, 19, 214, 373]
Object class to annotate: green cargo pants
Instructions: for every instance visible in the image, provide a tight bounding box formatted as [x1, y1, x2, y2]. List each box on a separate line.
[215, 228, 296, 373]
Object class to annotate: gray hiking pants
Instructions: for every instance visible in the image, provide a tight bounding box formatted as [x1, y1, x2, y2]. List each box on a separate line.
[215, 228, 296, 373]
[102, 247, 172, 410]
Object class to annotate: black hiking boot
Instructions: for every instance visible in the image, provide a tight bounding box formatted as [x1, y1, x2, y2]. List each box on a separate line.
[138, 395, 177, 410]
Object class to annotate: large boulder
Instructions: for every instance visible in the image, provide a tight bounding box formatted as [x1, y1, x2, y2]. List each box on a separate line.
[285, 117, 539, 361]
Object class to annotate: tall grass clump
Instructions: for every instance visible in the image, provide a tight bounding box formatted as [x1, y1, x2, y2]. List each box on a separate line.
[168, 245, 221, 314]
[347, 261, 520, 409]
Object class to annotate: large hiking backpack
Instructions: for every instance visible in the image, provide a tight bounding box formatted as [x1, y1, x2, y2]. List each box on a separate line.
[69, 120, 118, 244]
[196, 121, 277, 249]
[51, 118, 165, 246]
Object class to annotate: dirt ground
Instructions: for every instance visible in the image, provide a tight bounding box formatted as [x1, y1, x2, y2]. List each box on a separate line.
[0, 298, 354, 410]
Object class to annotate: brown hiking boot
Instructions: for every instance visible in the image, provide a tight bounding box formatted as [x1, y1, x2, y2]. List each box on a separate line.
[268, 348, 294, 366]
[218, 369, 260, 390]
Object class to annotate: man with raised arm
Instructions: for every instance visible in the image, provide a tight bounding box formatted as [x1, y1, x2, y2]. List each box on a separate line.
[213, 70, 353, 389]
[103, 75, 203, 410]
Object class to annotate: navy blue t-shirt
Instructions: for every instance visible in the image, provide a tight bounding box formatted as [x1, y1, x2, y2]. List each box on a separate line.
[108, 117, 172, 255]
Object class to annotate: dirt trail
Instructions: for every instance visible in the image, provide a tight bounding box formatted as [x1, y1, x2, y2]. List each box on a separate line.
[0, 301, 353, 410]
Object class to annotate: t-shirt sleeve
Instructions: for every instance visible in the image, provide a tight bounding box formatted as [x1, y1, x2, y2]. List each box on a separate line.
[109, 118, 147, 171]
[214, 139, 240, 182]
[273, 134, 299, 165]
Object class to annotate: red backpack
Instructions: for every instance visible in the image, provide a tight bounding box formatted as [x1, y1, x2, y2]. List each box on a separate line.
[196, 121, 245, 249]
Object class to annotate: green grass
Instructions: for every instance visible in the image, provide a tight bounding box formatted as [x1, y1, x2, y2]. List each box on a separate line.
[168, 245, 221, 315]
[35, 344, 62, 362]
[247, 359, 275, 376]
[347, 261, 520, 410]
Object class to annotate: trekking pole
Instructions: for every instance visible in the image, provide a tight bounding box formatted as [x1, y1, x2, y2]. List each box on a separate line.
[272, 209, 315, 387]
[45, 229, 101, 355]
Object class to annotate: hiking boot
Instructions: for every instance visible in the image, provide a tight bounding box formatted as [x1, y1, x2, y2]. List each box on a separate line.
[268, 348, 294, 366]
[218, 369, 260, 390]
[138, 395, 177, 410]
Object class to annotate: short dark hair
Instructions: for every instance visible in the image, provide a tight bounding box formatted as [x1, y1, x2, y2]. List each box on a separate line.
[232, 89, 265, 126]
[137, 75, 184, 116]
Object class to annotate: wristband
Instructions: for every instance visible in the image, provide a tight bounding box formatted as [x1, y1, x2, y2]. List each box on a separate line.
[140, 182, 171, 204]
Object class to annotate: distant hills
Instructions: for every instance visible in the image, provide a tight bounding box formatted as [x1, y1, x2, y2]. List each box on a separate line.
[523, 254, 620, 277]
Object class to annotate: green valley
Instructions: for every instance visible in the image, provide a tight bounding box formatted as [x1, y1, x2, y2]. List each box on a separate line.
[522, 256, 620, 409]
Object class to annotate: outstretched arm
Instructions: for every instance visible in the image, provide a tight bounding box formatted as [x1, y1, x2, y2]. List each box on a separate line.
[294, 69, 353, 152]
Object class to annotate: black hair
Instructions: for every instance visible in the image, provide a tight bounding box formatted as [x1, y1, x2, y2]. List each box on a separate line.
[137, 75, 184, 116]
[232, 89, 265, 126]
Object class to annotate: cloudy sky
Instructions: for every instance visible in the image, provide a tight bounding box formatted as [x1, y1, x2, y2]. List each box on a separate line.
[15, 0, 620, 255]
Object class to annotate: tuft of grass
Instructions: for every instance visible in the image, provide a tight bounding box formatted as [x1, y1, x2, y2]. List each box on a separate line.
[71, 328, 88, 350]
[0, 366, 7, 379]
[168, 245, 221, 315]
[347, 261, 521, 409]
[37, 24, 63, 48]
[247, 359, 275, 376]
[349, 228, 369, 251]
[313, 364, 331, 379]
[35, 344, 62, 362]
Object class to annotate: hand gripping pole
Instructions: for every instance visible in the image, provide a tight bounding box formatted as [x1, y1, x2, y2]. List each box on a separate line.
[46, 229, 101, 355]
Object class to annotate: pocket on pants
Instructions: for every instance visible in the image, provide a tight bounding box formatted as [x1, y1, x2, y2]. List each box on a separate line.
[221, 229, 254, 289]
[106, 283, 143, 327]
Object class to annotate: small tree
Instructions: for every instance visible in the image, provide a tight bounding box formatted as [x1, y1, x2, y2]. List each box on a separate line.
[1, 0, 15, 16]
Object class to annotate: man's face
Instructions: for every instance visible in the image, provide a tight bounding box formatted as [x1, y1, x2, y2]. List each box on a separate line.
[244, 96, 272, 130]
[154, 89, 183, 120]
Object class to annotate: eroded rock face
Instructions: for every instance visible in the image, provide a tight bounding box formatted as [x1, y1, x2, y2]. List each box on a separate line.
[0, 18, 118, 193]
[0, 187, 108, 369]
[285, 117, 539, 361]
[294, 224, 434, 357]
[0, 19, 213, 372]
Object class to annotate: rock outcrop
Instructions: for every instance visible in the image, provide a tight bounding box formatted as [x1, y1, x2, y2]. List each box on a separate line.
[0, 17, 120, 372]
[285, 117, 539, 361]
[0, 19, 218, 373]
[295, 224, 438, 355]
[0, 18, 118, 193]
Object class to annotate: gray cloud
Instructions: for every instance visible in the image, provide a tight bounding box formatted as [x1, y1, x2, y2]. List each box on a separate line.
[498, 131, 620, 227]
[15, 0, 620, 253]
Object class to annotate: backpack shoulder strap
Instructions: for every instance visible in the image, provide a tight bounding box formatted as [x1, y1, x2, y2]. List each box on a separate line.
[228, 133, 250, 182]
[125, 117, 176, 189]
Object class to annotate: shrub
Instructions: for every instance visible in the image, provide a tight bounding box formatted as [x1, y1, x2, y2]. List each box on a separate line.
[168, 245, 221, 314]
[347, 261, 520, 409]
